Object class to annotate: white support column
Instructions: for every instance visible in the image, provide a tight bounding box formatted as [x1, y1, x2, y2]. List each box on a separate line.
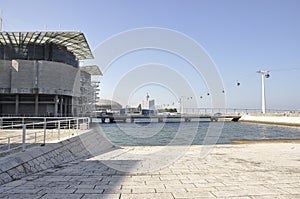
[261, 73, 266, 114]
[257, 70, 269, 114]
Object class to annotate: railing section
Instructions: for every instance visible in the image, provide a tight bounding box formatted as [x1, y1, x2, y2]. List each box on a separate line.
[0, 117, 90, 155]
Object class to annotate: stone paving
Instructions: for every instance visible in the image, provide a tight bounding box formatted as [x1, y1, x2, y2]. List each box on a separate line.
[0, 143, 300, 198]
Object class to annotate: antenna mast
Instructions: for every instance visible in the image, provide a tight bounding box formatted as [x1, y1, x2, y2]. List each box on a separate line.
[0, 10, 3, 32]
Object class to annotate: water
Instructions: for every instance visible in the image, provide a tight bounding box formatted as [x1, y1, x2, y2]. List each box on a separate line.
[95, 121, 300, 146]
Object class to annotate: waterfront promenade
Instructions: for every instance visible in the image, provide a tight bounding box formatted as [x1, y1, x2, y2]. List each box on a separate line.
[0, 142, 299, 198]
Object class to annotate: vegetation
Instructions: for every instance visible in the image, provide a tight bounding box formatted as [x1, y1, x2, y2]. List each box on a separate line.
[158, 108, 177, 113]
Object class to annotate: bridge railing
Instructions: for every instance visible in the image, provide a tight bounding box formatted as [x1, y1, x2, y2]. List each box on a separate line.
[181, 108, 300, 115]
[0, 117, 90, 156]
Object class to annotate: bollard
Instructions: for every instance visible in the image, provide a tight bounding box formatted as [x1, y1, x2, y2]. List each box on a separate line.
[22, 125, 26, 151]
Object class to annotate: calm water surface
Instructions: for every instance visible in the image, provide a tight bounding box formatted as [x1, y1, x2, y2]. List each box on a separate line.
[96, 121, 300, 146]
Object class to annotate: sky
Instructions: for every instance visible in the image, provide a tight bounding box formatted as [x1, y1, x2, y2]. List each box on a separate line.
[1, 0, 300, 111]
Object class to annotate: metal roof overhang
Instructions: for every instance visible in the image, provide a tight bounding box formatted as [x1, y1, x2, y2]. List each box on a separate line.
[0, 31, 94, 60]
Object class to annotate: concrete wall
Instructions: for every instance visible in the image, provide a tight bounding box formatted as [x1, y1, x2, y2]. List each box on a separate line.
[11, 60, 35, 93]
[38, 60, 80, 96]
[240, 115, 300, 126]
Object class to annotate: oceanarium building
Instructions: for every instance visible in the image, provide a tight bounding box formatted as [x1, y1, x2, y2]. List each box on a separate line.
[0, 31, 101, 116]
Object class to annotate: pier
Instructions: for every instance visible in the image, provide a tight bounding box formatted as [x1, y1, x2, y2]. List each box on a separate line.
[97, 114, 241, 123]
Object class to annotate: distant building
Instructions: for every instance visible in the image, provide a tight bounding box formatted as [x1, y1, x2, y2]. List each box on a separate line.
[95, 99, 122, 113]
[0, 31, 100, 116]
[149, 99, 155, 110]
[119, 104, 142, 115]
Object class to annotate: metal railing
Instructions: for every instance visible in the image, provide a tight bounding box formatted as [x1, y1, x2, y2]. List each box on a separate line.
[181, 108, 300, 115]
[0, 117, 90, 156]
[0, 117, 88, 128]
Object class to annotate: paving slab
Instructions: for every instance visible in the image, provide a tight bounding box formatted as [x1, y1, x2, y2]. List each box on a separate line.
[0, 143, 299, 198]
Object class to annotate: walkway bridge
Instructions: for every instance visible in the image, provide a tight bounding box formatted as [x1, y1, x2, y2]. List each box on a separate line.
[96, 107, 300, 124]
[97, 113, 241, 123]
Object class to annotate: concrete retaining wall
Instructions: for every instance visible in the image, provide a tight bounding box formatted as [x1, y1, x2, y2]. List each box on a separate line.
[0, 129, 114, 185]
[240, 115, 300, 126]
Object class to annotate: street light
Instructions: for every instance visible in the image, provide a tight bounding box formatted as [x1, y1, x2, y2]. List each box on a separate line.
[256, 70, 270, 114]
[179, 96, 192, 114]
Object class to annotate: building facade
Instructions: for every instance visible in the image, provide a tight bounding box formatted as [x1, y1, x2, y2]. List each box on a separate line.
[0, 31, 99, 116]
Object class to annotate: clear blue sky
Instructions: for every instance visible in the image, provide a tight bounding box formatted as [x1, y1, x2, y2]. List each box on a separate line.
[1, 0, 300, 110]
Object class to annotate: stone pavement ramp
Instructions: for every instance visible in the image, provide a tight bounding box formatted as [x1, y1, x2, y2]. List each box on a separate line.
[0, 128, 115, 185]
[0, 143, 300, 198]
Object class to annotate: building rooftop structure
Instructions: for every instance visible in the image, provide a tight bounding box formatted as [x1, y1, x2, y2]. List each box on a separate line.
[80, 65, 102, 76]
[0, 31, 93, 60]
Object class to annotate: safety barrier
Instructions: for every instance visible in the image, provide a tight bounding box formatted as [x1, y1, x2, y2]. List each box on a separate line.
[0, 117, 90, 156]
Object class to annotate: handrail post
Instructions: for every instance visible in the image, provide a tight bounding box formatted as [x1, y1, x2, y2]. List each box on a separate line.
[22, 124, 26, 151]
[58, 121, 60, 140]
[43, 118, 46, 146]
[34, 132, 37, 143]
[8, 137, 11, 150]
[76, 118, 79, 130]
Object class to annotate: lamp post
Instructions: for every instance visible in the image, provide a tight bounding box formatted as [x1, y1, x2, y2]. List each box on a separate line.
[256, 70, 270, 114]
[179, 96, 192, 114]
